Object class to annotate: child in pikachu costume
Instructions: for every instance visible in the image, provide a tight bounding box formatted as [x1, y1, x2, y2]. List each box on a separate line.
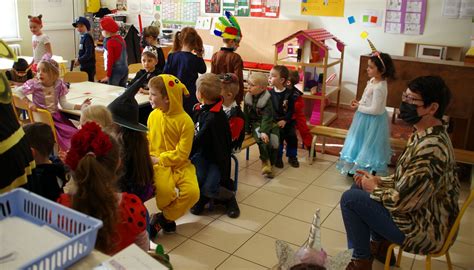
[147, 74, 199, 235]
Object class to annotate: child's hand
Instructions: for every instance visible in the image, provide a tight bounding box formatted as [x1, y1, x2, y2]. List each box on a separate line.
[138, 88, 149, 95]
[28, 102, 37, 111]
[261, 133, 269, 144]
[80, 98, 92, 110]
[99, 77, 109, 83]
[350, 99, 359, 109]
[277, 120, 286, 128]
[74, 59, 80, 67]
[151, 156, 159, 164]
[354, 170, 380, 192]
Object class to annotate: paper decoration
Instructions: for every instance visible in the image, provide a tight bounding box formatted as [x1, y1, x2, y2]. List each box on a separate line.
[442, 0, 474, 18]
[205, 0, 221, 13]
[384, 0, 427, 35]
[360, 31, 369, 39]
[361, 9, 383, 27]
[250, 0, 280, 18]
[347, 16, 355, 24]
[196, 17, 213, 29]
[222, 0, 250, 16]
[161, 0, 200, 27]
[301, 0, 345, 17]
[203, 44, 215, 60]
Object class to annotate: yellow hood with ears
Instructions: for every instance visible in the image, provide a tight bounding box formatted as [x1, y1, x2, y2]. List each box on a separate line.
[158, 74, 189, 116]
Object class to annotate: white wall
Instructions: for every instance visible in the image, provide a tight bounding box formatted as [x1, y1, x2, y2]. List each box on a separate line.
[278, 0, 472, 104]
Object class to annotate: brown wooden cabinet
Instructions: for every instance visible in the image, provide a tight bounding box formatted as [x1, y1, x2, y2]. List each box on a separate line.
[357, 55, 474, 150]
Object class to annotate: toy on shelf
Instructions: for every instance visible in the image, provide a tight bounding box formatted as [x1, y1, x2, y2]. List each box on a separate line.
[274, 29, 345, 126]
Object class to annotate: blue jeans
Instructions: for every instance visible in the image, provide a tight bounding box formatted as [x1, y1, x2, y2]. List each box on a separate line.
[109, 64, 128, 87]
[341, 184, 405, 259]
[191, 152, 221, 198]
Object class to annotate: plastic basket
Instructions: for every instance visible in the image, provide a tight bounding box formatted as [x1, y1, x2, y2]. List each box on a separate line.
[0, 188, 103, 270]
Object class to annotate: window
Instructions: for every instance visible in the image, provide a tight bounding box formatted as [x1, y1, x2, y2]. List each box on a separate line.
[0, 0, 19, 40]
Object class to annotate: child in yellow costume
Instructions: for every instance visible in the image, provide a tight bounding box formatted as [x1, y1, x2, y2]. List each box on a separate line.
[147, 74, 199, 236]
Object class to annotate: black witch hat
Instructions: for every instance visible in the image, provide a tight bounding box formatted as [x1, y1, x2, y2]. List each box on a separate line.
[108, 73, 149, 132]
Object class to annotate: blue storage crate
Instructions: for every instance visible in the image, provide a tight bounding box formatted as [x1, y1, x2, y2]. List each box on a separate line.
[0, 188, 103, 270]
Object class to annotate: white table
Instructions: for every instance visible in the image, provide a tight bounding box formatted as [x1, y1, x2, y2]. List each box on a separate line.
[61, 81, 150, 116]
[0, 55, 68, 76]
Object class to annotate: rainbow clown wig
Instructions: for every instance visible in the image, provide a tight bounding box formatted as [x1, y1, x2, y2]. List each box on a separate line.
[213, 11, 242, 43]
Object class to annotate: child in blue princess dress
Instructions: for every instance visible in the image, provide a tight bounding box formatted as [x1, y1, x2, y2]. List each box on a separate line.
[336, 40, 396, 176]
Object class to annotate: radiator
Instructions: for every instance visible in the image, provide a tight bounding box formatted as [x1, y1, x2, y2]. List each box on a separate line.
[8, 44, 21, 57]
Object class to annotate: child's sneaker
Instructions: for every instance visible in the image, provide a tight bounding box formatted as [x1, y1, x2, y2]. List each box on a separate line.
[225, 196, 240, 218]
[190, 196, 210, 215]
[150, 213, 176, 235]
[288, 157, 300, 168]
[275, 158, 284, 168]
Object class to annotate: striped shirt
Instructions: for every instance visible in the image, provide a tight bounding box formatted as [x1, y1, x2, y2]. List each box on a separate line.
[371, 125, 460, 254]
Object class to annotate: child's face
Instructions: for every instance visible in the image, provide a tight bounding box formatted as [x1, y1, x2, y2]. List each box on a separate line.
[367, 59, 382, 79]
[36, 63, 57, 86]
[145, 36, 155, 45]
[269, 69, 285, 88]
[101, 30, 110, 38]
[29, 22, 42, 35]
[141, 55, 157, 72]
[75, 24, 87, 33]
[220, 89, 234, 105]
[149, 86, 169, 112]
[247, 80, 266, 96]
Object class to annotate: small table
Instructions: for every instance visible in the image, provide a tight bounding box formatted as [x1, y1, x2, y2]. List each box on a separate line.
[60, 81, 150, 117]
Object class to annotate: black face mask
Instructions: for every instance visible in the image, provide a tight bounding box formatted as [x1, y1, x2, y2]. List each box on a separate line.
[399, 102, 423, 125]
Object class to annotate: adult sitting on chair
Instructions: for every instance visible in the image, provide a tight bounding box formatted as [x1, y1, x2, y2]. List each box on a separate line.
[341, 76, 460, 270]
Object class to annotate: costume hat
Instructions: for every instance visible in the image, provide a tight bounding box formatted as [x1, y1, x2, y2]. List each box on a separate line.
[73, 17, 91, 31]
[108, 73, 148, 132]
[213, 11, 242, 42]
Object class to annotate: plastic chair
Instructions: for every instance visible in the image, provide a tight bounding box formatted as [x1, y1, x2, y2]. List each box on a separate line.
[384, 189, 474, 270]
[31, 108, 59, 152]
[128, 63, 142, 74]
[11, 94, 33, 124]
[63, 71, 88, 83]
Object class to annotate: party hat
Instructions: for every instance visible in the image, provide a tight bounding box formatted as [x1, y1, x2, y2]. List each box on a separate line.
[367, 39, 378, 54]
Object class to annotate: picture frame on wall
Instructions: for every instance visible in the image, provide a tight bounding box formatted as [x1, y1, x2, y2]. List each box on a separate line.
[205, 0, 221, 13]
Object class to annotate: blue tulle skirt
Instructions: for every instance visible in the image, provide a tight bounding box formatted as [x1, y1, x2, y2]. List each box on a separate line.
[336, 111, 391, 176]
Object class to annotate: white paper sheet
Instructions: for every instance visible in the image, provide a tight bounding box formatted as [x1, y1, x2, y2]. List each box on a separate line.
[95, 244, 168, 270]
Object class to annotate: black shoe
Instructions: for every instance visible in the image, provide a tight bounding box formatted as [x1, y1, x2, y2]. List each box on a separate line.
[347, 172, 354, 177]
[275, 158, 284, 168]
[288, 157, 299, 168]
[225, 197, 240, 218]
[190, 196, 210, 215]
[150, 213, 176, 235]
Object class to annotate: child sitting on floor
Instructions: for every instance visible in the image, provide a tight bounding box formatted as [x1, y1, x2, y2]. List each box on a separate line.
[58, 122, 149, 255]
[147, 74, 199, 236]
[23, 122, 66, 202]
[14, 55, 91, 150]
[244, 73, 279, 178]
[220, 73, 245, 153]
[190, 73, 239, 218]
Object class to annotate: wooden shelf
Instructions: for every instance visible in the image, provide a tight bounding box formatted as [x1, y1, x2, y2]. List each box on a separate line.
[308, 111, 338, 127]
[301, 85, 340, 100]
[403, 42, 463, 61]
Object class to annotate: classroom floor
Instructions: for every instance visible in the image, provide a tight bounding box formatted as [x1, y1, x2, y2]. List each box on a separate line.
[143, 146, 474, 270]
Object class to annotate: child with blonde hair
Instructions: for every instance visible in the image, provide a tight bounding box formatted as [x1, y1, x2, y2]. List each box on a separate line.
[163, 27, 206, 115]
[80, 104, 115, 131]
[142, 25, 165, 72]
[15, 55, 91, 150]
[147, 74, 199, 236]
[28, 14, 52, 72]
[244, 73, 279, 178]
[190, 73, 238, 218]
[58, 122, 149, 255]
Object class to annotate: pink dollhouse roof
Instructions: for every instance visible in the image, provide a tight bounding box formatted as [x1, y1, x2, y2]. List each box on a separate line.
[274, 29, 345, 51]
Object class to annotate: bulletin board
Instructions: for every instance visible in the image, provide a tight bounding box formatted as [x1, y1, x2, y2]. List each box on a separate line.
[196, 17, 308, 64]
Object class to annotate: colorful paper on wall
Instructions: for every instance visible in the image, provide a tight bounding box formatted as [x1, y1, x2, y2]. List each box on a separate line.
[222, 0, 250, 16]
[161, 0, 200, 26]
[301, 0, 345, 17]
[361, 9, 383, 27]
[205, 0, 221, 13]
[384, 0, 426, 35]
[347, 15, 355, 24]
[443, 0, 474, 18]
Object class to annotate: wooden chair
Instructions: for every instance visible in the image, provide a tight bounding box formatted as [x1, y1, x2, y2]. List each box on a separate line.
[11, 94, 33, 124]
[128, 63, 142, 74]
[63, 71, 88, 83]
[31, 108, 59, 152]
[384, 188, 474, 270]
